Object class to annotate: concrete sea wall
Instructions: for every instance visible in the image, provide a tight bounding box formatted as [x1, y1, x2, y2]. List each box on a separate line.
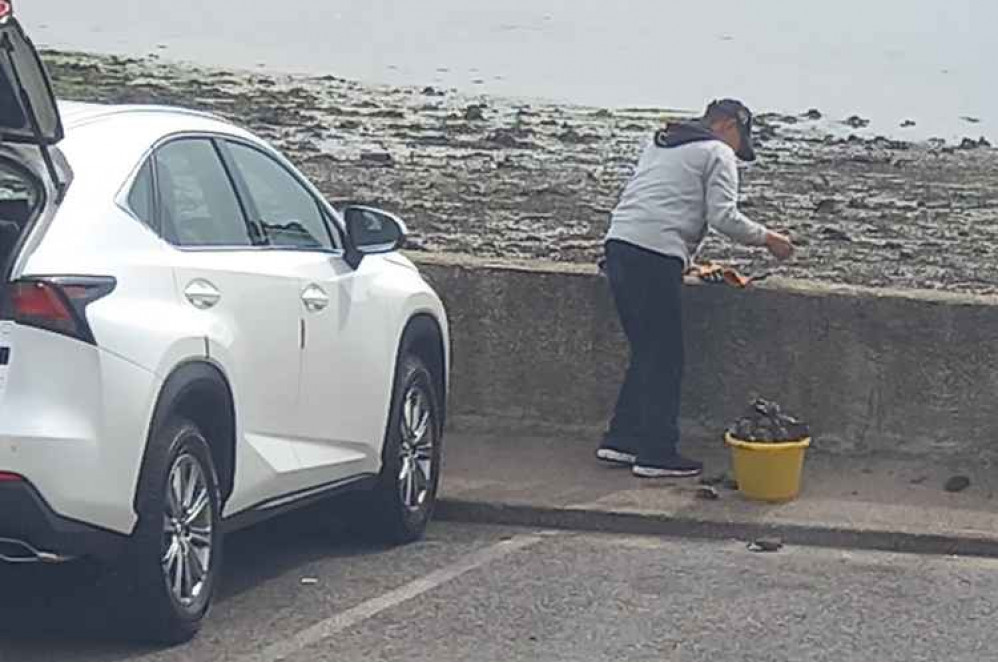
[414, 253, 998, 459]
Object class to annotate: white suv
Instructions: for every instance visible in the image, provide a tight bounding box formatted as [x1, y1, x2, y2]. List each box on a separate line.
[0, 13, 449, 643]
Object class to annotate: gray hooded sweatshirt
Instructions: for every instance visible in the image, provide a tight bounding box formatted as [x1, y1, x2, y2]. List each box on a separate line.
[605, 122, 769, 266]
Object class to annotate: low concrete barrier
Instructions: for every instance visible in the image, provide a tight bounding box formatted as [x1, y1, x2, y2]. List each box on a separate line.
[412, 253, 998, 459]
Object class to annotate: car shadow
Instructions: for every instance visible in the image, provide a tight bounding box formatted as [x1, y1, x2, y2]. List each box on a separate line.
[0, 495, 388, 658]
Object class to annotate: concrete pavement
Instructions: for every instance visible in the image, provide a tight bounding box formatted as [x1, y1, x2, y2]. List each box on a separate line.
[285, 528, 998, 662]
[2, 432, 996, 659]
[438, 430, 998, 556]
[3, 521, 997, 661]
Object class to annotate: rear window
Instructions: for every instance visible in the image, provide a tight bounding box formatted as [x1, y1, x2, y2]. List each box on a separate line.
[0, 18, 63, 143]
[0, 70, 26, 130]
[126, 160, 156, 231]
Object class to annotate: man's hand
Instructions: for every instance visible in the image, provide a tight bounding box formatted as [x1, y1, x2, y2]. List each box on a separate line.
[765, 231, 794, 260]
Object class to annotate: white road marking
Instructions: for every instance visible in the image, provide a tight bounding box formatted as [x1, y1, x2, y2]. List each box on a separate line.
[240, 533, 547, 662]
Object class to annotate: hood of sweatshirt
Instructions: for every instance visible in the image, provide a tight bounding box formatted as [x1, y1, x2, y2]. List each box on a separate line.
[653, 121, 721, 150]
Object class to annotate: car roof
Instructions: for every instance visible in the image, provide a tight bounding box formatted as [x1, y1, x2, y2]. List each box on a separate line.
[58, 100, 236, 132]
[52, 99, 267, 178]
[43, 100, 276, 210]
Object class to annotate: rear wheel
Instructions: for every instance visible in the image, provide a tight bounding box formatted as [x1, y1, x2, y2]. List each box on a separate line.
[360, 353, 442, 543]
[123, 418, 223, 644]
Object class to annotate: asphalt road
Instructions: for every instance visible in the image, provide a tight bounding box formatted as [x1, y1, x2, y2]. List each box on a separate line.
[1, 514, 996, 662]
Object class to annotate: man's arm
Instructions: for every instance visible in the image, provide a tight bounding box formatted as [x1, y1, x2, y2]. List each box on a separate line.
[704, 147, 769, 246]
[704, 147, 794, 259]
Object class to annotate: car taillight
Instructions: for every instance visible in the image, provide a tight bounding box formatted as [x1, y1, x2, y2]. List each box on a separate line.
[0, 472, 22, 482]
[9, 277, 115, 344]
[0, 2, 11, 22]
[12, 281, 74, 332]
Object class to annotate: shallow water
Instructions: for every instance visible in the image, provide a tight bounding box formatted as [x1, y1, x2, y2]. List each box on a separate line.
[21, 0, 995, 141]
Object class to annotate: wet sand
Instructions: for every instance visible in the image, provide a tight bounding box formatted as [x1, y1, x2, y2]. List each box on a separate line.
[45, 50, 998, 294]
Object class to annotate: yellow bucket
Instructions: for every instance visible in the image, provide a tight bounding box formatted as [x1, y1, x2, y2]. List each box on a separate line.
[725, 433, 811, 503]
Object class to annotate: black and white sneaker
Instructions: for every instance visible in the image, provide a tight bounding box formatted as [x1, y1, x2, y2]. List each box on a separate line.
[595, 447, 638, 466]
[632, 455, 703, 478]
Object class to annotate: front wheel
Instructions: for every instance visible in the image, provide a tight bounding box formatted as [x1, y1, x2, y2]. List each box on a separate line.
[360, 353, 443, 544]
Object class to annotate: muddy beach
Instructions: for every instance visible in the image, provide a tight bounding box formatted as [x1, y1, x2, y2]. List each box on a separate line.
[44, 50, 998, 295]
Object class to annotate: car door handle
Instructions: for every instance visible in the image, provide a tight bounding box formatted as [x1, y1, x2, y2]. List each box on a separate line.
[301, 284, 329, 312]
[184, 279, 222, 310]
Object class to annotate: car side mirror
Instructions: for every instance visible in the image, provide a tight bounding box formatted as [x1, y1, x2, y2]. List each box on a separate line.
[342, 205, 407, 268]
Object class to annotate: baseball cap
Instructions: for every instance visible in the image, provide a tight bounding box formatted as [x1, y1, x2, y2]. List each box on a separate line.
[705, 99, 756, 162]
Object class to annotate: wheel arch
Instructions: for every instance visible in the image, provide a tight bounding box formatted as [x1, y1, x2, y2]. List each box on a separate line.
[133, 360, 237, 514]
[397, 313, 448, 431]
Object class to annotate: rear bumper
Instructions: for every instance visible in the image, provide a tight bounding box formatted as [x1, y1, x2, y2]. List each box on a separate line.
[0, 479, 126, 562]
[0, 324, 160, 535]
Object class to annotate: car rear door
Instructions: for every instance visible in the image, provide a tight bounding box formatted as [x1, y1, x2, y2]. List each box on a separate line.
[0, 9, 68, 204]
[150, 137, 306, 515]
[0, 7, 70, 267]
[0, 9, 72, 433]
[0, 10, 62, 147]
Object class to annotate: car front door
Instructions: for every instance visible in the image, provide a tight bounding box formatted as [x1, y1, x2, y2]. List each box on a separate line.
[220, 139, 388, 489]
[151, 137, 305, 514]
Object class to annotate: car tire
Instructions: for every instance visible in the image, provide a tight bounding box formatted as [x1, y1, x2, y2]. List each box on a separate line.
[122, 417, 223, 645]
[359, 353, 443, 544]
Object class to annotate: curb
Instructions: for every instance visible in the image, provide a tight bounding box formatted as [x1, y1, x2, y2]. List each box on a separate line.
[436, 499, 998, 559]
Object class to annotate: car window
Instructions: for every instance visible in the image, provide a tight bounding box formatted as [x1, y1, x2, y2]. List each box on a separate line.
[126, 160, 156, 231]
[225, 142, 334, 251]
[155, 139, 253, 247]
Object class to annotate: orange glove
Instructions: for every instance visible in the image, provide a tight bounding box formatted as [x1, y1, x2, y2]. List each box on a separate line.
[685, 262, 769, 288]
